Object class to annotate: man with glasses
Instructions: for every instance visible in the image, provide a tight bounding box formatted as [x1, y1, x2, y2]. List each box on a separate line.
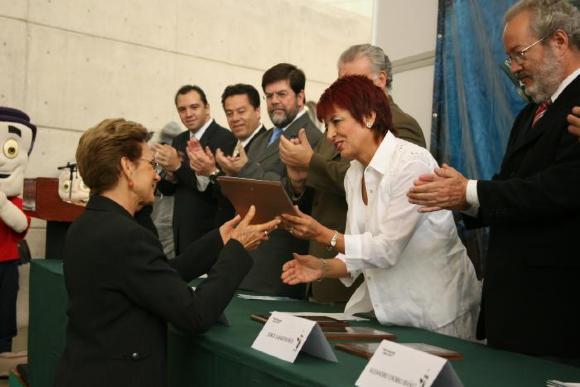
[215, 63, 322, 297]
[408, 0, 580, 363]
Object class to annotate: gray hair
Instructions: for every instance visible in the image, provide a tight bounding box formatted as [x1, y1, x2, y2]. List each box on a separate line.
[505, 0, 580, 49]
[338, 44, 393, 90]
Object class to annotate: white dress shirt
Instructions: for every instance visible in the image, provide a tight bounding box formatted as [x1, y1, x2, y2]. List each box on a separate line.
[339, 132, 481, 331]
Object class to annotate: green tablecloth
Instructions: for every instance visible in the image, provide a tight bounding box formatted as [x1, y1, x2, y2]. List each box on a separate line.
[30, 259, 580, 386]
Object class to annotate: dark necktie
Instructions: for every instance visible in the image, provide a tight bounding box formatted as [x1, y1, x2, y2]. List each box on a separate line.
[531, 99, 551, 127]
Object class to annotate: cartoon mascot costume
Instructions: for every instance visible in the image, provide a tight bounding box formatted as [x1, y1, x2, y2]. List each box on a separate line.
[0, 107, 36, 364]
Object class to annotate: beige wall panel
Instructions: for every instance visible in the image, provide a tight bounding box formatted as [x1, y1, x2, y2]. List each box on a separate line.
[172, 57, 265, 129]
[28, 0, 178, 51]
[373, 0, 437, 61]
[391, 65, 435, 148]
[26, 24, 178, 131]
[0, 2, 27, 19]
[0, 18, 27, 108]
[26, 127, 82, 178]
[174, 0, 370, 82]
[26, 0, 369, 83]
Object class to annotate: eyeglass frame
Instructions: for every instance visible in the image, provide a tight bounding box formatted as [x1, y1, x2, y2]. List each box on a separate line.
[139, 158, 162, 174]
[263, 90, 293, 101]
[504, 33, 551, 67]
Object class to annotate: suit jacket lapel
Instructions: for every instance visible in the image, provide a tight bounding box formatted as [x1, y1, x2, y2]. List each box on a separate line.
[504, 75, 580, 161]
[199, 120, 216, 147]
[244, 126, 266, 152]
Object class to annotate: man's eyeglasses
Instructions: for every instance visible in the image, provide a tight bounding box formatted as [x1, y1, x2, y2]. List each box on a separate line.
[505, 34, 550, 66]
[264, 90, 291, 101]
[140, 158, 162, 174]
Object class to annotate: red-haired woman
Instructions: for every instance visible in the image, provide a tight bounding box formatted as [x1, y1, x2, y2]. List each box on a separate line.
[281, 75, 480, 339]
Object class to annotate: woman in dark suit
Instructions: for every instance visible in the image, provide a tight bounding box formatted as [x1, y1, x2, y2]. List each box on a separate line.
[55, 118, 279, 387]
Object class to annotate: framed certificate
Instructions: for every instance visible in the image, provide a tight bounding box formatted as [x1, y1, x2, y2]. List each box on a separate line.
[217, 176, 298, 224]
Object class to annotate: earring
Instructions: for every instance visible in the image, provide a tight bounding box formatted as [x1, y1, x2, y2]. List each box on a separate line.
[366, 122, 372, 128]
[128, 179, 134, 189]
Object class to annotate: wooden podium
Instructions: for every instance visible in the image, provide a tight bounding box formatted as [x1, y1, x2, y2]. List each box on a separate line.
[23, 177, 85, 259]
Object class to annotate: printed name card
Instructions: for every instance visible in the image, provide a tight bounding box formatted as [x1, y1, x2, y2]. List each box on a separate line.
[251, 311, 337, 363]
[356, 340, 463, 387]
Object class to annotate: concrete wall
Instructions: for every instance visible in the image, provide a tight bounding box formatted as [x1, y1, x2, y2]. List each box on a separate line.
[1, 0, 371, 257]
[373, 0, 439, 148]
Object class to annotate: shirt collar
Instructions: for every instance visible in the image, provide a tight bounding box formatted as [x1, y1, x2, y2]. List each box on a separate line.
[366, 131, 396, 176]
[190, 118, 213, 140]
[240, 124, 263, 148]
[551, 67, 580, 103]
[279, 109, 306, 131]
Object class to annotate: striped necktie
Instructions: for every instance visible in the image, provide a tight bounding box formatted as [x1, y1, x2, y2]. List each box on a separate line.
[232, 140, 242, 157]
[531, 99, 551, 127]
[267, 127, 282, 146]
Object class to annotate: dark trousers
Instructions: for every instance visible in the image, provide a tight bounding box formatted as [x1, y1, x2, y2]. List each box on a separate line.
[0, 260, 19, 352]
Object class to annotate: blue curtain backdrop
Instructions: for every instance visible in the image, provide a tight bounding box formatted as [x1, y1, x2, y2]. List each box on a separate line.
[431, 0, 528, 277]
[431, 0, 526, 179]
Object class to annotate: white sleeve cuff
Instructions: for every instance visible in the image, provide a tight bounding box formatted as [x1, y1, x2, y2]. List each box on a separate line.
[462, 179, 480, 217]
[196, 175, 210, 191]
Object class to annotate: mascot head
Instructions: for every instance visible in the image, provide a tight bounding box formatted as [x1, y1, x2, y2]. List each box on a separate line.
[0, 107, 37, 197]
[58, 162, 90, 203]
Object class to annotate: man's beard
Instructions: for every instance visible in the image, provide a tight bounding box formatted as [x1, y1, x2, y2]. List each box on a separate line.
[519, 47, 564, 103]
[269, 105, 298, 128]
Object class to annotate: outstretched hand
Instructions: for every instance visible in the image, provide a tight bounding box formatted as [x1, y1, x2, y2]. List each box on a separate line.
[281, 253, 323, 285]
[219, 205, 280, 250]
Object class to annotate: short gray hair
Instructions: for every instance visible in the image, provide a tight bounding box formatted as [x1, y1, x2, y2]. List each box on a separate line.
[338, 44, 393, 90]
[505, 0, 580, 49]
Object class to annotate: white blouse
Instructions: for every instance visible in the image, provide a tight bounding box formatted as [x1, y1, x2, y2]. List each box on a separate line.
[338, 132, 480, 331]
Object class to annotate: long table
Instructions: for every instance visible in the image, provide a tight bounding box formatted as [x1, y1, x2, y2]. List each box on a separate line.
[30, 259, 580, 386]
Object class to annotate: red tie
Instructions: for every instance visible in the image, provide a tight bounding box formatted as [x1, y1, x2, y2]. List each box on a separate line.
[532, 100, 551, 127]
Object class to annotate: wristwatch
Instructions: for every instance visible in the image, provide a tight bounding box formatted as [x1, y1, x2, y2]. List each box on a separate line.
[327, 230, 339, 251]
[208, 168, 221, 184]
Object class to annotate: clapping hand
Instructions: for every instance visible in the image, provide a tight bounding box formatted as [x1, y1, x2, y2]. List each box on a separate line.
[279, 128, 313, 168]
[187, 139, 217, 176]
[215, 144, 247, 176]
[153, 143, 182, 172]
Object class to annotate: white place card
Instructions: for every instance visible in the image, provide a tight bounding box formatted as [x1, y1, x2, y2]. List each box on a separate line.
[251, 311, 337, 363]
[356, 340, 463, 387]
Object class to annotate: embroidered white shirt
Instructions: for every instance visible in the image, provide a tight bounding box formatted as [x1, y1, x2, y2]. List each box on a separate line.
[338, 132, 481, 330]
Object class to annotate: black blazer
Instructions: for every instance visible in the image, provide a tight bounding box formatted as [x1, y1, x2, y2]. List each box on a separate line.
[465, 76, 580, 357]
[55, 195, 252, 387]
[157, 120, 236, 254]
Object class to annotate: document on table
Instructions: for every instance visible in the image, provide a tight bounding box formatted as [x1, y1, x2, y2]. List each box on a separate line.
[546, 381, 580, 387]
[280, 312, 369, 322]
[237, 294, 299, 301]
